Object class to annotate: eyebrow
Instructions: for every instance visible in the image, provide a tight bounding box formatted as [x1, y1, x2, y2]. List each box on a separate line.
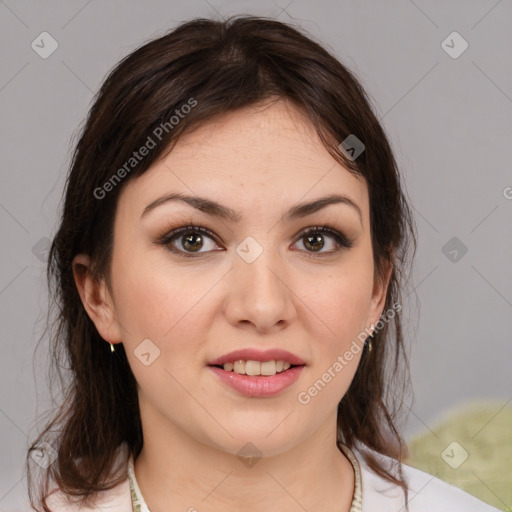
[141, 192, 362, 226]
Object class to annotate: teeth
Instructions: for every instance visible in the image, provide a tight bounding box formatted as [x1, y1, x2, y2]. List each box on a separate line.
[245, 360, 262, 376]
[261, 361, 276, 375]
[233, 360, 245, 374]
[222, 360, 295, 376]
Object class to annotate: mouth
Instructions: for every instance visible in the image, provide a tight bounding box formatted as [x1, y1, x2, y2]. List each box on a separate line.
[206, 349, 307, 396]
[207, 362, 306, 397]
[208, 360, 305, 377]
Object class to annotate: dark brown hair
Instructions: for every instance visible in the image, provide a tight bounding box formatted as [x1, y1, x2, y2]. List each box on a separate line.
[27, 14, 417, 511]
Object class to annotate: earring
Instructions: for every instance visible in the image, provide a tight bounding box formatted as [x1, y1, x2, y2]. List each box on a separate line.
[110, 343, 115, 353]
[367, 326, 375, 352]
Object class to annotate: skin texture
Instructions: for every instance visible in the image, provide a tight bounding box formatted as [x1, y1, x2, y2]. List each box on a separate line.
[73, 99, 392, 512]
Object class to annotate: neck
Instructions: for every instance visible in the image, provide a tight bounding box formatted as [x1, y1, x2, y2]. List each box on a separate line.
[133, 409, 355, 512]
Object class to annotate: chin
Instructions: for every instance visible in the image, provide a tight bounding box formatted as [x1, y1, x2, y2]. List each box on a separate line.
[203, 427, 301, 460]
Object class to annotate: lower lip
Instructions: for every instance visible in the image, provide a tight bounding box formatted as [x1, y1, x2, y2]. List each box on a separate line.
[208, 365, 305, 397]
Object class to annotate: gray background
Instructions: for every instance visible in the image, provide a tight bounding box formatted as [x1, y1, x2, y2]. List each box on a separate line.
[1, 1, 511, 510]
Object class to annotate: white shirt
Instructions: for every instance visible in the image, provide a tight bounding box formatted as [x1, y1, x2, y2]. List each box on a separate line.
[45, 442, 502, 511]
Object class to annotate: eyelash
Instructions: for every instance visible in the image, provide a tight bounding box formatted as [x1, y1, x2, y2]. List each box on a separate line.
[156, 224, 354, 259]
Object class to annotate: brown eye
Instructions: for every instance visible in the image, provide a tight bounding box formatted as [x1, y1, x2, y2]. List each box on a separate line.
[181, 232, 205, 252]
[294, 226, 354, 256]
[158, 226, 221, 258]
[157, 224, 354, 259]
[303, 233, 325, 252]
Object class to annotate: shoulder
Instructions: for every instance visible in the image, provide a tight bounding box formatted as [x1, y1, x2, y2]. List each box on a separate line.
[355, 448, 502, 512]
[43, 444, 132, 512]
[42, 443, 502, 512]
[45, 477, 130, 512]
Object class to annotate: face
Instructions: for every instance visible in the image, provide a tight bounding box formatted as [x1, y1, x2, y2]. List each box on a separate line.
[77, 99, 390, 458]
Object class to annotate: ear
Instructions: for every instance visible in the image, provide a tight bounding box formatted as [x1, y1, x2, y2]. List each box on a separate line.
[72, 254, 123, 345]
[367, 259, 393, 330]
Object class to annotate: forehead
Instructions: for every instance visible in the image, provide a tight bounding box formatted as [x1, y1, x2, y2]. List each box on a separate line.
[118, 99, 368, 223]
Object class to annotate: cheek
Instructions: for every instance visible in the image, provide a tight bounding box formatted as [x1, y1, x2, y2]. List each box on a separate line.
[305, 261, 374, 340]
[298, 271, 372, 410]
[298, 253, 374, 401]
[111, 246, 216, 354]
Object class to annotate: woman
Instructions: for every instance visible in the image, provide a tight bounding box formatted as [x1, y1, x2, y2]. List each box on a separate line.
[26, 15, 501, 512]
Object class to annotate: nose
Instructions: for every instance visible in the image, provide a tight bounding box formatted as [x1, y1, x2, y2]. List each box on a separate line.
[223, 244, 297, 334]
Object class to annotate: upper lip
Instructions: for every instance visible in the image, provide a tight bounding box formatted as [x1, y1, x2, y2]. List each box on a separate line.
[208, 348, 306, 366]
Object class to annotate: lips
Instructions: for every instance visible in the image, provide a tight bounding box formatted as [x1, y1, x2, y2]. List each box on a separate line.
[207, 348, 306, 367]
[207, 348, 307, 397]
